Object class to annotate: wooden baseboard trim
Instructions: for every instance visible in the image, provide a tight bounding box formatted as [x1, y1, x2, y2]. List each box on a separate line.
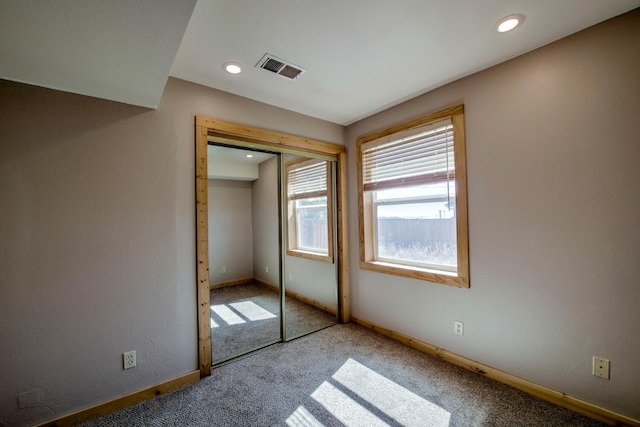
[283, 287, 337, 315]
[35, 370, 200, 427]
[253, 277, 337, 315]
[210, 277, 253, 289]
[350, 316, 639, 427]
[252, 277, 278, 293]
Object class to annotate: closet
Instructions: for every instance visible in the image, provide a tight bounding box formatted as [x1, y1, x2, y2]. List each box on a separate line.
[195, 117, 349, 370]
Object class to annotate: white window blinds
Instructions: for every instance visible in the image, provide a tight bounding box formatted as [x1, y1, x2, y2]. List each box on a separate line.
[361, 118, 454, 192]
[287, 160, 327, 200]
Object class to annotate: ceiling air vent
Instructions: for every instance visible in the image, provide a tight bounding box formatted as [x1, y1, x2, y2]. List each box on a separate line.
[256, 53, 306, 80]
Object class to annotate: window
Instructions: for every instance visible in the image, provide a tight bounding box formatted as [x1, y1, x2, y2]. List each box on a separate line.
[357, 105, 469, 287]
[286, 158, 334, 263]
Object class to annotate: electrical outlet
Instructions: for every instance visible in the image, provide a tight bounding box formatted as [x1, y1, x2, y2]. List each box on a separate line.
[265, 266, 269, 273]
[593, 356, 610, 379]
[221, 266, 226, 274]
[454, 320, 464, 336]
[289, 273, 293, 281]
[123, 350, 136, 370]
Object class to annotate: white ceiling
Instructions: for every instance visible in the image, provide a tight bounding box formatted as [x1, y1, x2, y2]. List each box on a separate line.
[209, 144, 274, 166]
[207, 145, 274, 181]
[170, 0, 639, 125]
[2, 1, 639, 124]
[0, 0, 197, 108]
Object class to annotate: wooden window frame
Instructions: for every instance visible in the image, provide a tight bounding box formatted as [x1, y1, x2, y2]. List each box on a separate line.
[356, 104, 470, 288]
[195, 116, 350, 376]
[285, 158, 335, 263]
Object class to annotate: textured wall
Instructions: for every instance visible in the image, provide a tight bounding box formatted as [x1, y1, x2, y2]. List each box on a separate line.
[284, 255, 338, 311]
[345, 10, 640, 419]
[251, 157, 281, 287]
[2, 8, 638, 425]
[0, 77, 343, 426]
[208, 179, 254, 284]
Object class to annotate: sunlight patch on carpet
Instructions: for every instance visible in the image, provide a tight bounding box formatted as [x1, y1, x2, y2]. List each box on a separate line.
[230, 301, 277, 321]
[211, 304, 246, 325]
[333, 358, 450, 426]
[311, 381, 389, 426]
[290, 357, 450, 427]
[286, 405, 324, 427]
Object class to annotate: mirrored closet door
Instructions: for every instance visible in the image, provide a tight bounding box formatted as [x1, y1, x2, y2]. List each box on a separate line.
[283, 154, 338, 340]
[207, 141, 338, 365]
[208, 144, 283, 364]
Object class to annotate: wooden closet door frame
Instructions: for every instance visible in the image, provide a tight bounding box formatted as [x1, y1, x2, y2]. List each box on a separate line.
[195, 116, 349, 376]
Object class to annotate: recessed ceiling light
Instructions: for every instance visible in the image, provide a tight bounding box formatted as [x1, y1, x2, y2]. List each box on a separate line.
[496, 14, 525, 33]
[223, 62, 242, 74]
[245, 154, 254, 158]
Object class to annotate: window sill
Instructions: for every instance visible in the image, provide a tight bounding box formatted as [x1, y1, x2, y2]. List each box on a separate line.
[360, 260, 469, 288]
[287, 249, 334, 264]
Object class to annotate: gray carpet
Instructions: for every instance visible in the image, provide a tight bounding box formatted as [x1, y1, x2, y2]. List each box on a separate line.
[80, 323, 605, 426]
[211, 282, 337, 363]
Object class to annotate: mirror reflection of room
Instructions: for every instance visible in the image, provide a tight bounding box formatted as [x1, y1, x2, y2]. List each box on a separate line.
[208, 144, 281, 364]
[284, 154, 338, 340]
[207, 144, 338, 365]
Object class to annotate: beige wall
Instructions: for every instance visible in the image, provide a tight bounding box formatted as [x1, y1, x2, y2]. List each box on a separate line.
[345, 9, 640, 419]
[251, 156, 281, 287]
[208, 179, 254, 284]
[1, 8, 639, 426]
[0, 78, 343, 426]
